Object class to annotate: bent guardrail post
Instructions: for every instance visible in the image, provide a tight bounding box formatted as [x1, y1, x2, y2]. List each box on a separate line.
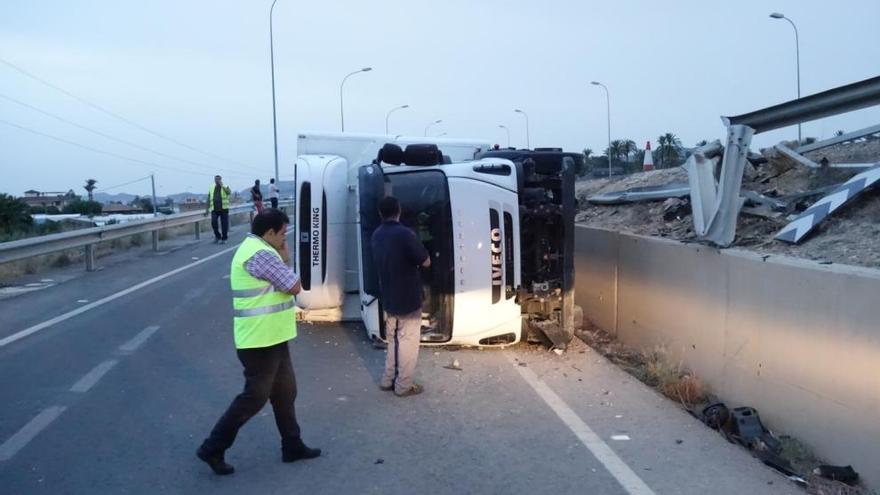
[691, 75, 880, 247]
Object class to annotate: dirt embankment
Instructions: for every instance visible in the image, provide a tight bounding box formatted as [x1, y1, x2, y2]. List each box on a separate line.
[575, 139, 880, 269]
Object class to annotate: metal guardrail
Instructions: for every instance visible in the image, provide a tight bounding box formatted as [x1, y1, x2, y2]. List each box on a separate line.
[722, 75, 880, 134]
[0, 200, 293, 270]
[796, 122, 880, 154]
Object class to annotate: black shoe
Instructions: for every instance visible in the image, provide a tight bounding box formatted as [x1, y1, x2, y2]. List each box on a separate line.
[282, 441, 322, 463]
[197, 446, 235, 475]
[394, 383, 424, 397]
[213, 239, 221, 244]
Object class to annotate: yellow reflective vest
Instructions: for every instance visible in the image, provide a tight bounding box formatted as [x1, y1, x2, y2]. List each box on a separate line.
[208, 185, 231, 210]
[230, 235, 297, 349]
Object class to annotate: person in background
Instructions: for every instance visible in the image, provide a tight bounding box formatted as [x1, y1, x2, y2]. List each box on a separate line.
[207, 175, 231, 244]
[371, 196, 431, 397]
[268, 178, 279, 209]
[251, 179, 264, 214]
[197, 209, 321, 476]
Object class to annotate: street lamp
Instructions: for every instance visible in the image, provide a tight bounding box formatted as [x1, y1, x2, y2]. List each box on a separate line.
[498, 124, 510, 147]
[424, 119, 442, 136]
[591, 81, 612, 178]
[513, 109, 530, 149]
[770, 12, 802, 143]
[385, 104, 409, 135]
[268, 0, 280, 183]
[340, 67, 372, 132]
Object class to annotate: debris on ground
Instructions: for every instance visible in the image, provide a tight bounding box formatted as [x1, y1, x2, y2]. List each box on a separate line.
[576, 138, 880, 268]
[577, 323, 876, 495]
[442, 359, 462, 371]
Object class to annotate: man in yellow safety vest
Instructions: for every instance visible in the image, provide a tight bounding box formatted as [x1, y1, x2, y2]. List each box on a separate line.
[197, 209, 321, 475]
[207, 175, 232, 244]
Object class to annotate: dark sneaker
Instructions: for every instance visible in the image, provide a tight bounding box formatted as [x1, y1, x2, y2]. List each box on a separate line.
[394, 383, 424, 397]
[197, 446, 234, 475]
[379, 384, 394, 392]
[220, 239, 227, 245]
[213, 239, 221, 244]
[282, 441, 322, 463]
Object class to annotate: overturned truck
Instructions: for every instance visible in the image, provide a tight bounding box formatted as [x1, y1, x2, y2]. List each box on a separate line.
[293, 133, 579, 349]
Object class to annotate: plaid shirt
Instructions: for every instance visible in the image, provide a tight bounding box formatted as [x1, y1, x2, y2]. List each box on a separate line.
[243, 235, 298, 292]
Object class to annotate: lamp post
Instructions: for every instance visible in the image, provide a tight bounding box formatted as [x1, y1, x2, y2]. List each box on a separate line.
[424, 119, 442, 136]
[498, 124, 510, 147]
[385, 104, 409, 135]
[340, 67, 372, 132]
[770, 12, 802, 143]
[268, 0, 280, 183]
[513, 109, 530, 149]
[590, 81, 612, 177]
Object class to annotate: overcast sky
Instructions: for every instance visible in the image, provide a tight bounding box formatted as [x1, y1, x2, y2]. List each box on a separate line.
[1, 0, 878, 197]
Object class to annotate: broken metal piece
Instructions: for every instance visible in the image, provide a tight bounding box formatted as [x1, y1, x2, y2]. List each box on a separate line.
[529, 319, 571, 350]
[688, 124, 754, 247]
[776, 164, 880, 243]
[587, 182, 690, 205]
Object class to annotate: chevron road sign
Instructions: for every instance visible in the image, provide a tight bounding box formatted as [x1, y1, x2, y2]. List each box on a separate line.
[776, 164, 880, 243]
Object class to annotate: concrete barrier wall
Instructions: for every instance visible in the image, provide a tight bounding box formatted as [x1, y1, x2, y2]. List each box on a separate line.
[575, 225, 880, 488]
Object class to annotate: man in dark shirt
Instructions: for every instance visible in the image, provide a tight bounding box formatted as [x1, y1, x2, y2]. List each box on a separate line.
[371, 196, 431, 397]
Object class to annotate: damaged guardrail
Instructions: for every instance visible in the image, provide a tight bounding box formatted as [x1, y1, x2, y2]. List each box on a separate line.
[690, 75, 880, 246]
[0, 200, 293, 271]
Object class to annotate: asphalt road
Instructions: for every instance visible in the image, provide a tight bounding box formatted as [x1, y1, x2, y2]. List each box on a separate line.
[0, 226, 802, 494]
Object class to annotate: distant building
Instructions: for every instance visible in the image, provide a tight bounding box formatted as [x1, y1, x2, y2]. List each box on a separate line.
[19, 189, 78, 210]
[101, 203, 144, 214]
[178, 200, 208, 212]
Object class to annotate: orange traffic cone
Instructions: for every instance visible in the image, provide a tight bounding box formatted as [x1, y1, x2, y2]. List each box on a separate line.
[643, 141, 654, 171]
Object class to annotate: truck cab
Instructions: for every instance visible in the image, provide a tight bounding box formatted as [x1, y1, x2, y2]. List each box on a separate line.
[293, 133, 577, 349]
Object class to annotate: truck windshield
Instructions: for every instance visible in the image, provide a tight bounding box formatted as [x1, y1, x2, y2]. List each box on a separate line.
[386, 170, 455, 342]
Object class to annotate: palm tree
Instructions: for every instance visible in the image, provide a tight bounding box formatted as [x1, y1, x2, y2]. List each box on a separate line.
[620, 140, 637, 162]
[608, 140, 625, 162]
[583, 148, 593, 160]
[696, 139, 709, 147]
[657, 133, 682, 168]
[84, 179, 98, 202]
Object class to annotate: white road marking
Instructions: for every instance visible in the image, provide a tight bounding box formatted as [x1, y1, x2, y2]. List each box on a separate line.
[507, 353, 656, 495]
[70, 360, 118, 392]
[118, 326, 160, 353]
[77, 299, 89, 303]
[0, 406, 67, 461]
[0, 244, 239, 348]
[611, 435, 631, 441]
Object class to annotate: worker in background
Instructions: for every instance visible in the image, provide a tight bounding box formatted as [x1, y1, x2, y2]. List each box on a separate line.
[371, 196, 430, 397]
[197, 209, 321, 476]
[207, 175, 231, 244]
[268, 178, 279, 209]
[251, 179, 264, 214]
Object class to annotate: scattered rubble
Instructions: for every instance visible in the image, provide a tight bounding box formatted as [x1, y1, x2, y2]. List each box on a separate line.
[576, 139, 880, 269]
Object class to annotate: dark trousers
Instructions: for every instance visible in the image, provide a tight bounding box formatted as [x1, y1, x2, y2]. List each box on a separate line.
[211, 209, 229, 240]
[201, 342, 302, 454]
[270, 197, 278, 209]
